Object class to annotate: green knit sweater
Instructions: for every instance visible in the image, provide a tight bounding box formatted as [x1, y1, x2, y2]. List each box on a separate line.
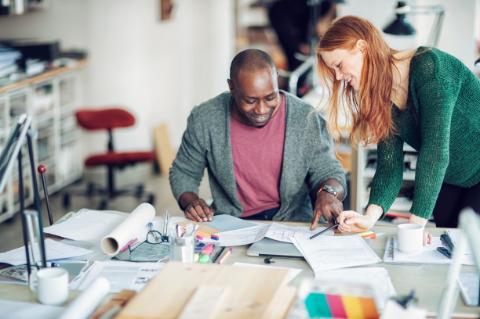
[368, 47, 480, 219]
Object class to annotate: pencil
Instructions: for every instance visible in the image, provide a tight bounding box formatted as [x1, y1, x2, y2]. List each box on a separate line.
[217, 247, 232, 264]
[212, 247, 225, 263]
[309, 223, 339, 240]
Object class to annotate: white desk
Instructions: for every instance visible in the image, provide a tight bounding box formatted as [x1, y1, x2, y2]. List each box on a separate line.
[0, 223, 478, 318]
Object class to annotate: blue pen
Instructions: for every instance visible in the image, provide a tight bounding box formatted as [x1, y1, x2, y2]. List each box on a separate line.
[440, 233, 454, 252]
[436, 246, 452, 259]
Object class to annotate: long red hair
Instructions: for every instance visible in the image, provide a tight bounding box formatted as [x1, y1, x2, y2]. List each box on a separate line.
[317, 16, 398, 144]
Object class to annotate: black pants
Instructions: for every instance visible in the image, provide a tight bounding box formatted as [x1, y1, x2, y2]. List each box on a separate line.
[432, 182, 480, 227]
[242, 207, 279, 221]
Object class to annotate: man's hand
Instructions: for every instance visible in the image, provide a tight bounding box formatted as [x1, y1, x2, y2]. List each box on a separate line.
[310, 191, 343, 230]
[178, 192, 214, 222]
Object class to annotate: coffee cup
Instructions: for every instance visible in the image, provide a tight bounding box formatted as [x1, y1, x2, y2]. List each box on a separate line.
[32, 267, 69, 305]
[397, 223, 424, 254]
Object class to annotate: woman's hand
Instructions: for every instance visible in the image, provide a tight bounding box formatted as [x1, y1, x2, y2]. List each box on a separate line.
[408, 214, 432, 245]
[337, 204, 383, 233]
[337, 210, 378, 233]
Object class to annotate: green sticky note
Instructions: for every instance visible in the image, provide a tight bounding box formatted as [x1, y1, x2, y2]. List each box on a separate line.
[198, 254, 210, 264]
[305, 293, 331, 318]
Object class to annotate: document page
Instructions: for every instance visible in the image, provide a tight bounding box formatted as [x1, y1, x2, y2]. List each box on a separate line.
[70, 260, 164, 292]
[0, 299, 64, 319]
[383, 236, 475, 265]
[44, 209, 126, 241]
[203, 214, 257, 232]
[292, 234, 380, 276]
[266, 223, 329, 243]
[458, 272, 479, 306]
[0, 239, 93, 265]
[215, 224, 270, 247]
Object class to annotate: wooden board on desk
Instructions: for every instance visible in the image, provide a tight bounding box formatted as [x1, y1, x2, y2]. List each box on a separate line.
[116, 262, 296, 319]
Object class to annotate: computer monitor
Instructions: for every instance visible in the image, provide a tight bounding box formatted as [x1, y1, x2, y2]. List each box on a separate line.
[437, 208, 480, 318]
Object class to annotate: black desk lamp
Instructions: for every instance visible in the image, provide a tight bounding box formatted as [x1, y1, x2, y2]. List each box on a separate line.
[383, 1, 444, 47]
[0, 114, 47, 278]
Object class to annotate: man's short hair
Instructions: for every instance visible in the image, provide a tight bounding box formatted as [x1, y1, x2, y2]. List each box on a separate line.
[229, 49, 277, 82]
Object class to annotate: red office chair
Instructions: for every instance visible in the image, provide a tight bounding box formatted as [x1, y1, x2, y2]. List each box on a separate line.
[63, 107, 156, 209]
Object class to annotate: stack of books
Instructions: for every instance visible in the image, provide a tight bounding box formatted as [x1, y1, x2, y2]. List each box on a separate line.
[0, 45, 21, 85]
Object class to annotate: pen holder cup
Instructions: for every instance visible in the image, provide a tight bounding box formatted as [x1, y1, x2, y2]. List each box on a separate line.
[169, 235, 195, 263]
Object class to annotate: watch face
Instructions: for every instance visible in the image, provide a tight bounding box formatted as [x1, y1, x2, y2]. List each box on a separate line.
[323, 185, 337, 196]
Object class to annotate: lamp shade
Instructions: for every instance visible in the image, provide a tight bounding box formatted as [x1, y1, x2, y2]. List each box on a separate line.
[383, 1, 416, 36]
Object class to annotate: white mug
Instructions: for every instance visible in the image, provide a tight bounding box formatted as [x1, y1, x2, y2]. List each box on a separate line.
[33, 267, 69, 305]
[397, 223, 424, 254]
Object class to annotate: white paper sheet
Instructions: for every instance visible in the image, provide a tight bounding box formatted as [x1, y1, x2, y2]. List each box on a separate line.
[292, 234, 380, 276]
[59, 277, 110, 319]
[0, 299, 64, 319]
[70, 260, 164, 293]
[44, 209, 126, 241]
[315, 267, 396, 310]
[458, 272, 479, 306]
[383, 236, 475, 265]
[203, 214, 257, 232]
[0, 239, 92, 266]
[265, 223, 329, 243]
[100, 203, 155, 256]
[233, 262, 302, 283]
[214, 225, 270, 247]
[447, 229, 474, 257]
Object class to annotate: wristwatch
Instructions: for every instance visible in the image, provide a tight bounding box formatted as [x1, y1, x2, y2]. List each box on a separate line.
[319, 184, 339, 198]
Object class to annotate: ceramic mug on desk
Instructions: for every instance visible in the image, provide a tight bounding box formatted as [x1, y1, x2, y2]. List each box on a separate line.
[170, 235, 195, 263]
[31, 267, 69, 305]
[397, 224, 424, 254]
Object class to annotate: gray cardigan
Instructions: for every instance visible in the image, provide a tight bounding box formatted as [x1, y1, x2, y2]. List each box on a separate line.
[169, 91, 346, 221]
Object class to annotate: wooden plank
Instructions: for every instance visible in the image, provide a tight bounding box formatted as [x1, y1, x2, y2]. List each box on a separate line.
[152, 123, 175, 175]
[260, 286, 297, 319]
[178, 286, 230, 319]
[117, 262, 291, 319]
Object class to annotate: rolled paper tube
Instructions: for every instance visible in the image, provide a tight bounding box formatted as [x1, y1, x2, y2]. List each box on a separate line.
[100, 203, 155, 256]
[59, 277, 110, 319]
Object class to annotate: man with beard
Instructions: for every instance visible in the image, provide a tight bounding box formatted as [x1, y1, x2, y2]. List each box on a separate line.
[169, 49, 346, 229]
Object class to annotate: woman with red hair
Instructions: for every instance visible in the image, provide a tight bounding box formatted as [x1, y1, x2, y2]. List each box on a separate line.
[316, 16, 480, 231]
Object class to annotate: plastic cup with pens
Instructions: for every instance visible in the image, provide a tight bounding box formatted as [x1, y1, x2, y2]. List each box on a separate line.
[169, 224, 197, 263]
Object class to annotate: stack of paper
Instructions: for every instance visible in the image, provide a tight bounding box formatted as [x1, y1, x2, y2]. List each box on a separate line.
[0, 239, 92, 266]
[201, 215, 269, 246]
[383, 236, 475, 265]
[200, 215, 330, 246]
[292, 234, 381, 276]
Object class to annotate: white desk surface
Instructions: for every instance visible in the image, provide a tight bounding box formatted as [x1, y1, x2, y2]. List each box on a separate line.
[0, 223, 479, 318]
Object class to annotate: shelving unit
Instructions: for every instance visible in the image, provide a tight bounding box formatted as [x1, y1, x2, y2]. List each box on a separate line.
[0, 63, 85, 223]
[351, 143, 418, 214]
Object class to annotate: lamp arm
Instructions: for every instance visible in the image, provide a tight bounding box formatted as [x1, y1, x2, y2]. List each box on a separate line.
[429, 10, 444, 47]
[400, 5, 445, 47]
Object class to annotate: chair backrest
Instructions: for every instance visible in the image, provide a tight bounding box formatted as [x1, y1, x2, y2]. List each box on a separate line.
[76, 108, 135, 131]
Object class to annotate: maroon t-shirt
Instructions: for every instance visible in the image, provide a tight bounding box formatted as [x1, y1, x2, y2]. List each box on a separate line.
[230, 94, 286, 217]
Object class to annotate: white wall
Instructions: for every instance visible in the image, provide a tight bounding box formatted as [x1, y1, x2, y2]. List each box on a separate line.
[0, 0, 235, 152]
[0, 0, 476, 153]
[339, 0, 477, 68]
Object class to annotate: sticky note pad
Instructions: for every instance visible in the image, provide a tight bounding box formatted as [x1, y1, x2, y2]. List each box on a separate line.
[304, 293, 379, 319]
[305, 293, 331, 318]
